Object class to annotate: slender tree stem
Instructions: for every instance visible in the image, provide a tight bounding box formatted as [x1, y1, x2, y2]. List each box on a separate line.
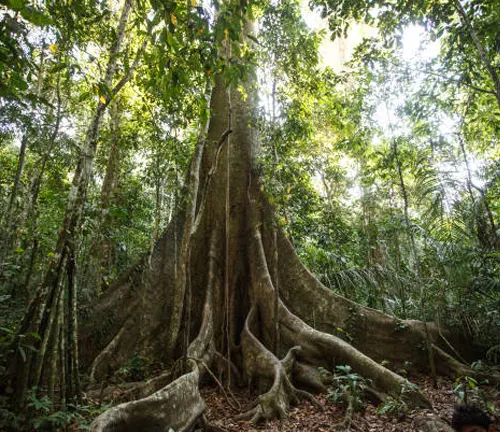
[453, 0, 500, 110]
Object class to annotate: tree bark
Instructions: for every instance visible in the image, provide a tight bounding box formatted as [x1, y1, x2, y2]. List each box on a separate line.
[85, 98, 124, 293]
[80, 31, 490, 431]
[23, 66, 64, 296]
[0, 133, 29, 272]
[5, 0, 142, 407]
[0, 42, 49, 271]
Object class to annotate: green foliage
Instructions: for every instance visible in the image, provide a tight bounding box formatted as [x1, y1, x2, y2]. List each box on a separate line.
[394, 318, 408, 332]
[256, 0, 500, 348]
[376, 380, 420, 418]
[0, 387, 111, 431]
[117, 353, 151, 382]
[0, 0, 499, 415]
[0, 1, 50, 99]
[376, 396, 408, 418]
[452, 372, 499, 415]
[327, 365, 366, 412]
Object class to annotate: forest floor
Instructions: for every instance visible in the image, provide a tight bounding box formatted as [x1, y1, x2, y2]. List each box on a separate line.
[200, 374, 500, 432]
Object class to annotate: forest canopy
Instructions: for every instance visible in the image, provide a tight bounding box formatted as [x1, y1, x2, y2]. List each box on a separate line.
[0, 0, 499, 430]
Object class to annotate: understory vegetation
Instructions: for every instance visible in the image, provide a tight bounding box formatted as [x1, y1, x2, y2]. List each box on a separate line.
[0, 0, 499, 430]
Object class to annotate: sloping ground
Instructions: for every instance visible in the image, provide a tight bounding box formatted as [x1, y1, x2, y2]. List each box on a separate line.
[200, 375, 499, 432]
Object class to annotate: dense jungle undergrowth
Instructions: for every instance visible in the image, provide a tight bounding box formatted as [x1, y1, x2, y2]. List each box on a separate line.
[0, 0, 499, 430]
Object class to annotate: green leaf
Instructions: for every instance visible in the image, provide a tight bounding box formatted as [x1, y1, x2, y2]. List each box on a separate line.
[24, 344, 38, 352]
[7, 0, 25, 10]
[50, 63, 67, 73]
[18, 345, 26, 362]
[376, 404, 391, 415]
[78, 91, 91, 102]
[21, 7, 52, 26]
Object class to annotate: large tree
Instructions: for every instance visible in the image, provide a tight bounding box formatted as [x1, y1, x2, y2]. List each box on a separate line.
[78, 18, 488, 432]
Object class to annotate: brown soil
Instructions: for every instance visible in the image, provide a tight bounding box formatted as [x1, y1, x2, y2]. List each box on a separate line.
[200, 374, 500, 432]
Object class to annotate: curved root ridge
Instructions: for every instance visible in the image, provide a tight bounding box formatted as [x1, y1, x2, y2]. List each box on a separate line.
[236, 361, 321, 424]
[237, 307, 321, 423]
[91, 361, 205, 432]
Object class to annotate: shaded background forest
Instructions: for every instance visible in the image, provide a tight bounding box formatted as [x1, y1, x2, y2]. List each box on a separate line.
[0, 0, 499, 402]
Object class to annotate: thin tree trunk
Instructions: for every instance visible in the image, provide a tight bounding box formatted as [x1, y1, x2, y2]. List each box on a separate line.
[59, 290, 67, 409]
[457, 132, 499, 248]
[67, 248, 81, 401]
[24, 67, 63, 296]
[393, 229, 406, 318]
[9, 0, 141, 406]
[95, 99, 123, 288]
[154, 172, 162, 241]
[471, 183, 500, 249]
[457, 132, 476, 202]
[0, 43, 48, 273]
[149, 154, 163, 266]
[453, 0, 500, 110]
[0, 133, 29, 269]
[4, 134, 29, 227]
[48, 289, 62, 402]
[393, 139, 437, 388]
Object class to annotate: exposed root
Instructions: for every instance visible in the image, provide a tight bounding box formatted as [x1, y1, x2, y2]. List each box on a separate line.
[189, 356, 241, 411]
[87, 371, 173, 403]
[272, 226, 478, 369]
[237, 307, 321, 423]
[91, 228, 221, 431]
[235, 368, 322, 425]
[363, 386, 386, 404]
[89, 317, 136, 383]
[434, 344, 500, 384]
[413, 411, 454, 432]
[213, 350, 244, 387]
[280, 309, 430, 408]
[333, 395, 355, 431]
[250, 227, 431, 409]
[197, 415, 229, 432]
[292, 362, 333, 392]
[91, 360, 205, 432]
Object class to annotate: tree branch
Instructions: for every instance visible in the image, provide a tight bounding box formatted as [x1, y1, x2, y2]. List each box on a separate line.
[452, 0, 500, 110]
[110, 38, 148, 100]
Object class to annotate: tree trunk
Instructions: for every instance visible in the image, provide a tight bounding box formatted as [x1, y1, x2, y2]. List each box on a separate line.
[86, 99, 123, 293]
[77, 34, 489, 432]
[453, 0, 500, 110]
[4, 0, 141, 407]
[393, 138, 437, 388]
[458, 133, 499, 249]
[0, 133, 29, 272]
[0, 43, 47, 273]
[23, 67, 64, 297]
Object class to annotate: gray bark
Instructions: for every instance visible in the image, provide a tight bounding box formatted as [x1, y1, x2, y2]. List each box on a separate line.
[8, 0, 140, 406]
